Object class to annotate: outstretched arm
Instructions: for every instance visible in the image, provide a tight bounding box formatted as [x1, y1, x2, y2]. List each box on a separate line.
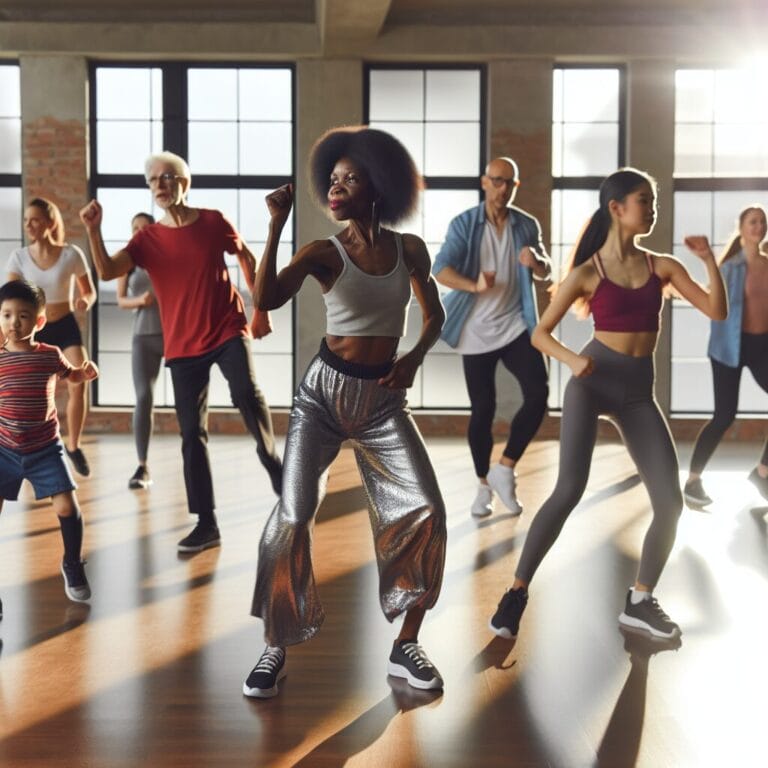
[379, 234, 446, 389]
[655, 237, 727, 320]
[79, 200, 134, 281]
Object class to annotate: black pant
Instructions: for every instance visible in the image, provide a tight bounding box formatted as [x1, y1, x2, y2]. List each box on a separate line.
[462, 331, 549, 478]
[169, 336, 282, 523]
[690, 332, 768, 474]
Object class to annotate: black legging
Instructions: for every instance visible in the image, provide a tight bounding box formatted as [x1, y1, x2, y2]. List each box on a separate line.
[462, 331, 548, 478]
[689, 332, 768, 474]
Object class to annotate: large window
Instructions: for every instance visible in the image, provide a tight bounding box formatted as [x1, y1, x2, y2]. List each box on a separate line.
[366, 65, 485, 408]
[0, 63, 22, 256]
[671, 67, 768, 414]
[90, 64, 295, 409]
[549, 66, 625, 408]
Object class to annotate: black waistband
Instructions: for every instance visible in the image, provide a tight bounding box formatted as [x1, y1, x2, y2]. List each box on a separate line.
[318, 338, 394, 380]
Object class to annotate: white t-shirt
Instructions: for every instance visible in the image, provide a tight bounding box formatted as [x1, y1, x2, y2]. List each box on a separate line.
[6, 244, 89, 304]
[454, 221, 527, 355]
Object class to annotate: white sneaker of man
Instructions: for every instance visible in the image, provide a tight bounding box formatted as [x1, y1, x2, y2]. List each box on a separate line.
[486, 464, 522, 516]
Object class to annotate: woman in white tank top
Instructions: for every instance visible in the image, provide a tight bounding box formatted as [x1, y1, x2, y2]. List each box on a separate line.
[5, 197, 96, 476]
[245, 127, 448, 699]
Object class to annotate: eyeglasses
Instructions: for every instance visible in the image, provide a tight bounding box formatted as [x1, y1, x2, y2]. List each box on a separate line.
[487, 176, 520, 189]
[146, 172, 179, 187]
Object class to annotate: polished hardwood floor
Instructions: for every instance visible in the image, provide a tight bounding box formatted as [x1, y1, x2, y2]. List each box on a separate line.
[0, 431, 766, 767]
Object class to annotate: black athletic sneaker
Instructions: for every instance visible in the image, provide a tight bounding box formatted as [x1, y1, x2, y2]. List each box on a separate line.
[66, 447, 90, 477]
[748, 467, 768, 501]
[683, 478, 712, 508]
[177, 523, 221, 553]
[618, 590, 681, 639]
[489, 587, 528, 639]
[61, 559, 91, 603]
[128, 465, 152, 490]
[243, 646, 286, 698]
[388, 640, 444, 690]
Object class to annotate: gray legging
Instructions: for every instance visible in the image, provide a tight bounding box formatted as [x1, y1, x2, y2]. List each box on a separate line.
[132, 333, 163, 464]
[516, 338, 683, 589]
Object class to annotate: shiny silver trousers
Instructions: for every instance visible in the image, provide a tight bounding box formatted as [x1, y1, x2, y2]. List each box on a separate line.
[251, 347, 446, 647]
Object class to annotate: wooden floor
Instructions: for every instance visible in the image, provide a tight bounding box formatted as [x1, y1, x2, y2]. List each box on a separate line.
[0, 430, 766, 767]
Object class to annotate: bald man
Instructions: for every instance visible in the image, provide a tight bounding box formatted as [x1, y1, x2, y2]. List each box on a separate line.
[433, 157, 550, 518]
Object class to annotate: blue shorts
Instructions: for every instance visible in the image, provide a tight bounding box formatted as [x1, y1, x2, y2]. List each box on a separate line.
[0, 440, 77, 501]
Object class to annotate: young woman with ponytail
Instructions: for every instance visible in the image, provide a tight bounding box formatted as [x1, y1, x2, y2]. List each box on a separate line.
[488, 168, 727, 641]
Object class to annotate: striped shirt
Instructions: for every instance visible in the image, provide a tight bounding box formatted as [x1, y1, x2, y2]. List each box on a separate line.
[0, 343, 73, 454]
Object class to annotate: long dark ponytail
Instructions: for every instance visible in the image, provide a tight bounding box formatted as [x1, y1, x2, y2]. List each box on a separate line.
[571, 168, 656, 269]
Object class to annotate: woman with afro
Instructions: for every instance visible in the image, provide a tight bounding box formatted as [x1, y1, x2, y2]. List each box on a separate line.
[244, 126, 447, 698]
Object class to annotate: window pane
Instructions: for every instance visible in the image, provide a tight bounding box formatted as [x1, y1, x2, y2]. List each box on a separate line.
[671, 357, 713, 412]
[188, 69, 238, 120]
[674, 124, 713, 176]
[423, 189, 478, 245]
[239, 122, 292, 175]
[0, 117, 21, 174]
[239, 69, 292, 121]
[369, 121, 424, 174]
[561, 123, 618, 176]
[0, 186, 22, 247]
[239, 188, 293, 251]
[673, 192, 712, 245]
[424, 123, 479, 176]
[96, 68, 155, 120]
[96, 187, 158, 242]
[562, 69, 619, 122]
[675, 70, 714, 123]
[425, 70, 480, 121]
[713, 124, 768, 176]
[97, 351, 137, 406]
[188, 122, 238, 174]
[189, 188, 238, 222]
[97, 121, 154, 175]
[369, 70, 424, 121]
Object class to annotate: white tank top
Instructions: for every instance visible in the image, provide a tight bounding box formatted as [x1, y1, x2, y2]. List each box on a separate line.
[6, 244, 90, 304]
[323, 232, 411, 337]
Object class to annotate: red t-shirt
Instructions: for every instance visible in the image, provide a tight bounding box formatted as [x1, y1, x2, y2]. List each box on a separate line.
[0, 343, 73, 454]
[125, 209, 249, 362]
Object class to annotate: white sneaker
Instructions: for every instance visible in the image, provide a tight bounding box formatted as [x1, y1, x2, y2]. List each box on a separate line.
[486, 464, 522, 516]
[471, 484, 493, 518]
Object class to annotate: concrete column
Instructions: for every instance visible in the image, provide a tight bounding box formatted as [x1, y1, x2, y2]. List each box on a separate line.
[626, 59, 676, 413]
[294, 59, 363, 378]
[20, 56, 89, 244]
[487, 59, 553, 420]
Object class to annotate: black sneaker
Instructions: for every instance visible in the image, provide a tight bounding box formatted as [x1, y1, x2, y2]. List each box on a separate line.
[61, 559, 91, 603]
[66, 447, 90, 477]
[618, 590, 681, 639]
[243, 646, 286, 698]
[683, 477, 712, 508]
[388, 640, 443, 690]
[489, 587, 528, 639]
[748, 467, 768, 501]
[128, 465, 152, 489]
[177, 523, 221, 553]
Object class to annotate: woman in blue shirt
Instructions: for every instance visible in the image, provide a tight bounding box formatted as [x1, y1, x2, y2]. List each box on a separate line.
[684, 205, 768, 507]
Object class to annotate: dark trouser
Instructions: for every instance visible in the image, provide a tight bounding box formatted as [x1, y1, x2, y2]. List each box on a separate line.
[516, 339, 683, 589]
[689, 333, 768, 474]
[462, 331, 549, 478]
[168, 336, 282, 523]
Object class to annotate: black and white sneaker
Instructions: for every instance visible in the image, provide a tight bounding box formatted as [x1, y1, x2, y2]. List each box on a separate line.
[243, 646, 286, 698]
[489, 587, 528, 639]
[177, 523, 221, 553]
[618, 590, 681, 639]
[66, 447, 90, 477]
[61, 559, 91, 603]
[748, 467, 768, 501]
[683, 477, 712, 508]
[388, 640, 443, 690]
[128, 465, 152, 489]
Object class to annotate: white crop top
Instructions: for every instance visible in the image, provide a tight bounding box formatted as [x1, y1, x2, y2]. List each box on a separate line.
[6, 245, 90, 304]
[323, 232, 411, 337]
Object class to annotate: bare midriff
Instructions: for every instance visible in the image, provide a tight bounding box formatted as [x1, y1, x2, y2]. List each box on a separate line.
[45, 300, 77, 324]
[594, 330, 658, 358]
[326, 334, 399, 366]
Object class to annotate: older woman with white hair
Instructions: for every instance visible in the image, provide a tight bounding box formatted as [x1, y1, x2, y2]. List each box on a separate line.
[80, 151, 283, 552]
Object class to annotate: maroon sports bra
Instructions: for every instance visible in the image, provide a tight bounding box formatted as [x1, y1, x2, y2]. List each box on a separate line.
[590, 252, 663, 333]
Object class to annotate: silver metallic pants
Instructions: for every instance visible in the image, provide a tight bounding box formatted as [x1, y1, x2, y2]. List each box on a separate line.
[251, 342, 446, 647]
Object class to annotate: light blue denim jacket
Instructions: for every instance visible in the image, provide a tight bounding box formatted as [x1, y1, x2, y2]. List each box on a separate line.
[708, 251, 744, 367]
[431, 203, 551, 348]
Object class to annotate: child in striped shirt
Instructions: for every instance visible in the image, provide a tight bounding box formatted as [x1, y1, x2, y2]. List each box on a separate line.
[0, 279, 98, 618]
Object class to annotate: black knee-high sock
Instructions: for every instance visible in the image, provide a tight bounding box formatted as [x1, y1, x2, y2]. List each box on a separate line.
[58, 514, 83, 563]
